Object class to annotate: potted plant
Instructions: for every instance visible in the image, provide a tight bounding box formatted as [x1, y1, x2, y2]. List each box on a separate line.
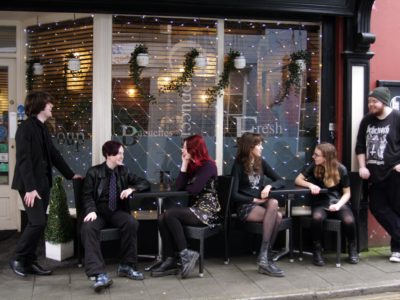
[279, 50, 311, 102]
[26, 58, 41, 92]
[159, 48, 200, 95]
[66, 52, 80, 72]
[45, 176, 75, 261]
[134, 44, 150, 67]
[129, 44, 156, 102]
[205, 48, 240, 106]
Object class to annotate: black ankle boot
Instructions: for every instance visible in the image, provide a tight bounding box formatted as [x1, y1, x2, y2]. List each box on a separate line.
[312, 241, 325, 266]
[348, 242, 359, 264]
[151, 257, 179, 277]
[257, 242, 284, 277]
[179, 249, 199, 279]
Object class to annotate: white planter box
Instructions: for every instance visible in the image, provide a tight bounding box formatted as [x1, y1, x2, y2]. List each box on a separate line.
[45, 240, 74, 261]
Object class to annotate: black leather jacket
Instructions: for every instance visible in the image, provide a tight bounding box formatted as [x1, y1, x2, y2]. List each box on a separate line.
[82, 162, 150, 216]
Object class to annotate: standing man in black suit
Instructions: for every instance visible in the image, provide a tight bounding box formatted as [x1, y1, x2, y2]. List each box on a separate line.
[10, 91, 81, 277]
[80, 140, 150, 292]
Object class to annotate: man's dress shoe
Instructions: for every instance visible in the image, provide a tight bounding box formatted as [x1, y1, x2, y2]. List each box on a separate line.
[27, 262, 53, 275]
[9, 260, 27, 277]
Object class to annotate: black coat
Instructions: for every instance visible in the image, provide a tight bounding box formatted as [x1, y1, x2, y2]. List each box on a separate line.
[82, 162, 150, 216]
[12, 117, 74, 193]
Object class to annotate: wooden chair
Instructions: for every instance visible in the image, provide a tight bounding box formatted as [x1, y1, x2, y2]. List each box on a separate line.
[72, 178, 121, 267]
[298, 172, 362, 267]
[183, 175, 234, 277]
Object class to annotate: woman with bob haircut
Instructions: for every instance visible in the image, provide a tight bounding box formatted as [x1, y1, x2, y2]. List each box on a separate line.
[231, 132, 285, 277]
[151, 134, 219, 279]
[295, 142, 359, 266]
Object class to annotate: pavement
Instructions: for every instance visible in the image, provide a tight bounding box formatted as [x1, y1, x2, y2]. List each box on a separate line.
[1, 232, 400, 300]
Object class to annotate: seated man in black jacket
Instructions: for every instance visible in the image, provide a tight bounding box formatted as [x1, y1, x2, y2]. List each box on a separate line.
[81, 140, 150, 292]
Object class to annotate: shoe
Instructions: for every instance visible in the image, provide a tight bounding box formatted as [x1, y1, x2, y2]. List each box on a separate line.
[151, 257, 179, 277]
[27, 262, 53, 275]
[93, 273, 113, 293]
[312, 242, 325, 266]
[117, 264, 144, 280]
[179, 249, 199, 279]
[348, 242, 359, 264]
[9, 260, 27, 277]
[257, 241, 284, 277]
[389, 252, 400, 263]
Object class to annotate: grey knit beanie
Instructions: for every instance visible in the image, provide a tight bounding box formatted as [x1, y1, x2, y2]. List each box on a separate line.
[369, 87, 391, 106]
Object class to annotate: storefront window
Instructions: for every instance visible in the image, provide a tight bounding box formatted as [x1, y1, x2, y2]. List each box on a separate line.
[26, 17, 93, 205]
[112, 16, 217, 184]
[223, 21, 321, 180]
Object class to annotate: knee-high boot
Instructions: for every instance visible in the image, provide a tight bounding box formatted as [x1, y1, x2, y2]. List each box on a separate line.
[258, 242, 284, 277]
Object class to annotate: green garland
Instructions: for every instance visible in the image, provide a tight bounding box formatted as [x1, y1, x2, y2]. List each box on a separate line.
[45, 176, 74, 244]
[26, 58, 40, 92]
[205, 49, 240, 106]
[279, 50, 311, 102]
[159, 48, 199, 96]
[129, 44, 156, 103]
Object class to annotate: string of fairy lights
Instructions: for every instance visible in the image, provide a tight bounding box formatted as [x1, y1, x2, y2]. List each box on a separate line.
[25, 14, 322, 207]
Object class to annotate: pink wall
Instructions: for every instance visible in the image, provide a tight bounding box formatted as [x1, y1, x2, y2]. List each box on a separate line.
[370, 0, 400, 88]
[367, 0, 400, 247]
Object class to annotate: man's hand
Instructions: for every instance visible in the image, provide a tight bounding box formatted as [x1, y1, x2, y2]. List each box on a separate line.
[359, 167, 370, 179]
[394, 164, 400, 173]
[84, 212, 97, 222]
[24, 190, 41, 207]
[120, 188, 135, 199]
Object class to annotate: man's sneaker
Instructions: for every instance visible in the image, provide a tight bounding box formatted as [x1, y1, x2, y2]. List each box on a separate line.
[117, 264, 144, 280]
[389, 252, 400, 262]
[93, 273, 113, 293]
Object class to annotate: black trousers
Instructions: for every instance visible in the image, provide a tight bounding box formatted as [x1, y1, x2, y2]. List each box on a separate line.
[158, 207, 203, 257]
[80, 208, 139, 276]
[369, 171, 400, 252]
[14, 181, 50, 263]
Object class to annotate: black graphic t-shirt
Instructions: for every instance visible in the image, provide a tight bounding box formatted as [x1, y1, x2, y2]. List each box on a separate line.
[356, 110, 400, 183]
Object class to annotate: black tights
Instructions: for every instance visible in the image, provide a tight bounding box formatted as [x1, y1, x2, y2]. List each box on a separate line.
[158, 207, 203, 257]
[311, 204, 356, 243]
[246, 199, 282, 245]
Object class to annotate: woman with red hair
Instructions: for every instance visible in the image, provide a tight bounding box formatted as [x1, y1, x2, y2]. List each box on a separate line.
[151, 135, 218, 278]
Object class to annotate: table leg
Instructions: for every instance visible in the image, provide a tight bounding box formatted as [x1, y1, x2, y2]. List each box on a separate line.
[144, 196, 164, 271]
[273, 195, 293, 262]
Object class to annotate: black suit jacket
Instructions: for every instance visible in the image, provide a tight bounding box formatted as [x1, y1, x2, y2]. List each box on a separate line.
[12, 117, 74, 193]
[82, 162, 150, 217]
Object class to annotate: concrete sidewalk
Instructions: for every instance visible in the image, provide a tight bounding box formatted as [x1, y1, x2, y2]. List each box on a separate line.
[1, 234, 400, 300]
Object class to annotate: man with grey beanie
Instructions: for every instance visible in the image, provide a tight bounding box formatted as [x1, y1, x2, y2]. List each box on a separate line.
[356, 86, 400, 262]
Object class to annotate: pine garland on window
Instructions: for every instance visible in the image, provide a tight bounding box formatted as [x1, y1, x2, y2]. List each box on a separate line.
[44, 176, 74, 244]
[129, 44, 156, 103]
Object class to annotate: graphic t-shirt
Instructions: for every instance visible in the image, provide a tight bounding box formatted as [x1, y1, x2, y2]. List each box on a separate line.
[356, 110, 400, 183]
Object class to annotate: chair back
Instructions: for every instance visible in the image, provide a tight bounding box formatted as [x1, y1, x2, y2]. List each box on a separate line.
[216, 175, 234, 228]
[72, 177, 85, 221]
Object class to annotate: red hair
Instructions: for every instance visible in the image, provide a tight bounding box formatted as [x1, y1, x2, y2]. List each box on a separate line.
[184, 135, 213, 174]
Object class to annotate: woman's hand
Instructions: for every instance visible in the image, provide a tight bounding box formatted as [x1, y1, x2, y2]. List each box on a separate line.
[328, 203, 341, 212]
[24, 190, 41, 207]
[253, 198, 267, 204]
[72, 174, 83, 179]
[359, 167, 370, 179]
[84, 212, 97, 222]
[261, 185, 272, 199]
[120, 188, 135, 199]
[394, 164, 400, 173]
[308, 184, 321, 195]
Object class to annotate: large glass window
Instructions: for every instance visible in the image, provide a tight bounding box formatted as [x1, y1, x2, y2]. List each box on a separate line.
[112, 16, 217, 184]
[26, 17, 93, 206]
[223, 21, 321, 180]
